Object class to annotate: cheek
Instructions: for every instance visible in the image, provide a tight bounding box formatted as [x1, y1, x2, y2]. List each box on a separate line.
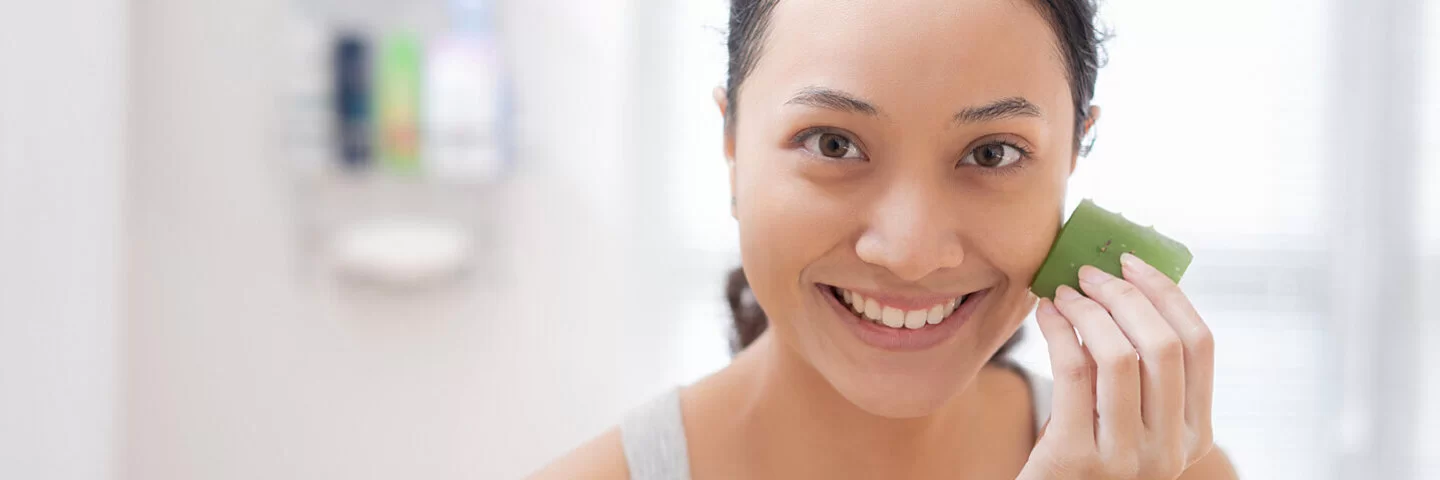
[734, 152, 854, 327]
[962, 184, 1065, 346]
[985, 208, 1061, 282]
[967, 165, 1069, 287]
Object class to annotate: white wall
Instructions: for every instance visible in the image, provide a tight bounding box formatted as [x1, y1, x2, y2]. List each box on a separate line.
[123, 0, 733, 479]
[0, 1, 125, 479]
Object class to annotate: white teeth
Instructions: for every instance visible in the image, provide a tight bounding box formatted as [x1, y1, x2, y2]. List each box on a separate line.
[882, 306, 905, 328]
[837, 287, 968, 330]
[904, 309, 927, 329]
[864, 298, 882, 321]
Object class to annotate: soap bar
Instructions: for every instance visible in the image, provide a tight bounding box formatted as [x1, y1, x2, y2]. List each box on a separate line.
[1030, 199, 1192, 300]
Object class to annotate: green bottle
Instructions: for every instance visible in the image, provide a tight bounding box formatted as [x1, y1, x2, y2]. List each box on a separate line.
[375, 32, 423, 175]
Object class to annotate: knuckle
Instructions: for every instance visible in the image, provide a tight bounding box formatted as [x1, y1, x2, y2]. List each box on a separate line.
[1065, 295, 1103, 316]
[1149, 457, 1185, 479]
[1080, 457, 1108, 477]
[1106, 279, 1144, 301]
[1098, 348, 1139, 375]
[1187, 323, 1216, 356]
[1102, 453, 1141, 478]
[1044, 446, 1099, 477]
[1159, 285, 1188, 306]
[1147, 334, 1185, 364]
[1060, 360, 1092, 384]
[1057, 448, 1093, 471]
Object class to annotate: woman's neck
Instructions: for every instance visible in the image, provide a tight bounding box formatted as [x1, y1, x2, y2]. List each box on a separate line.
[709, 331, 1002, 477]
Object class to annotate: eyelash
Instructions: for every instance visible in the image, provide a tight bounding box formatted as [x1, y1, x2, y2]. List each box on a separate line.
[788, 127, 1036, 175]
[789, 126, 866, 160]
[963, 138, 1035, 177]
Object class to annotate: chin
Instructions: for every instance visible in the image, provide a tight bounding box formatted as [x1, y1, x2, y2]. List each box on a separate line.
[821, 356, 988, 419]
[795, 285, 1015, 419]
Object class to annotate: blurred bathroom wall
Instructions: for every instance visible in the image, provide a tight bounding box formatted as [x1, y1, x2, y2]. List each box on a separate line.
[1416, 0, 1440, 474]
[0, 0, 1434, 479]
[0, 0, 125, 479]
[121, 0, 720, 479]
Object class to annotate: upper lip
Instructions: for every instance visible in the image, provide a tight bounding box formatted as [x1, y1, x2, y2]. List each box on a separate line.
[821, 284, 981, 310]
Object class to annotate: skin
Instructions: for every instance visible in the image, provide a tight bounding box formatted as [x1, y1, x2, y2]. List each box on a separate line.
[534, 0, 1240, 478]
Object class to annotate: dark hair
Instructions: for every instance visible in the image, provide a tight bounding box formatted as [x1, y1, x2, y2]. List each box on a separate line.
[723, 0, 1108, 357]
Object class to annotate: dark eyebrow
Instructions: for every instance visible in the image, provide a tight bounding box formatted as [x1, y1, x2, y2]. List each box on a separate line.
[954, 97, 1042, 124]
[785, 87, 880, 116]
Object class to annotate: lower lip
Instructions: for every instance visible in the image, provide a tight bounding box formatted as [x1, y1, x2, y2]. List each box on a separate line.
[821, 285, 988, 352]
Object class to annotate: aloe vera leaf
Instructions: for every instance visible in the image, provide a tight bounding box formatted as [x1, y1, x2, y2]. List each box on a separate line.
[1030, 199, 1193, 300]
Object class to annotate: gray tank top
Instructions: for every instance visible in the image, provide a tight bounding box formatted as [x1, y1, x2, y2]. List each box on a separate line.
[619, 366, 1054, 480]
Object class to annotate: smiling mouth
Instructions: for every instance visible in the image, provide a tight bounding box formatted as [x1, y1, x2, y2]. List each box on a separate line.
[821, 285, 976, 330]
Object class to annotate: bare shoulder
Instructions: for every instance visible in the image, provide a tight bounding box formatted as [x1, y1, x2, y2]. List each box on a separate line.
[1179, 446, 1240, 480]
[526, 427, 630, 480]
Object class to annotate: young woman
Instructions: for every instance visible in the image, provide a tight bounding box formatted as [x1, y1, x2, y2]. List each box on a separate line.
[536, 0, 1238, 478]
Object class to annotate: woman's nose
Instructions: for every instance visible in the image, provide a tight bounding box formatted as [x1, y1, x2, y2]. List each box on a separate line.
[854, 186, 966, 282]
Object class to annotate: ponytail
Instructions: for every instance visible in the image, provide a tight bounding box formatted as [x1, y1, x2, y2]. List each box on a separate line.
[725, 267, 769, 353]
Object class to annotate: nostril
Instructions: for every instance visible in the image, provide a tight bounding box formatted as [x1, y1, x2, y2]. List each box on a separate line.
[854, 229, 965, 282]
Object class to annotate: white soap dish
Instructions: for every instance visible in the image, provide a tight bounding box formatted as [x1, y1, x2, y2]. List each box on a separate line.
[329, 218, 471, 287]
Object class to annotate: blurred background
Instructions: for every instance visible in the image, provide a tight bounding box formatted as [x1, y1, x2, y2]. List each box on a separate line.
[0, 0, 1435, 478]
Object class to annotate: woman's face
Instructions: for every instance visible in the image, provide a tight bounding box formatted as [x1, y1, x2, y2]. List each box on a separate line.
[724, 0, 1082, 417]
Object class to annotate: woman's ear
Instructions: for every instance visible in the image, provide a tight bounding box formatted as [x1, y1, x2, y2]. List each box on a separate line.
[1071, 105, 1102, 173]
[714, 86, 736, 161]
[1084, 105, 1101, 139]
[715, 86, 739, 218]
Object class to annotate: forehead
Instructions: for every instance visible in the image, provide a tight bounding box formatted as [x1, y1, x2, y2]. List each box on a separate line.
[746, 0, 1072, 122]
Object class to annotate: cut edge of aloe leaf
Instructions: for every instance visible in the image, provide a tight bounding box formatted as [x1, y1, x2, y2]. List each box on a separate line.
[1030, 199, 1193, 300]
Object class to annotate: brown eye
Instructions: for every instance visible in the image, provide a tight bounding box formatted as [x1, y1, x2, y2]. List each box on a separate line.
[962, 142, 1023, 168]
[802, 131, 864, 160]
[975, 144, 1006, 167]
[819, 134, 850, 157]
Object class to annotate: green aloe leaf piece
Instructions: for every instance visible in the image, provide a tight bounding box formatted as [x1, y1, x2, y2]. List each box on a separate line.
[1031, 199, 1192, 300]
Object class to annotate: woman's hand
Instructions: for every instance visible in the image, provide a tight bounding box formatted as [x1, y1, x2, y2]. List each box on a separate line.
[1018, 253, 1215, 480]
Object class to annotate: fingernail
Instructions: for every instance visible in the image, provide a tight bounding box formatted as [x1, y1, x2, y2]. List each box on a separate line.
[1120, 252, 1145, 271]
[1055, 284, 1081, 301]
[1037, 298, 1058, 315]
[1078, 265, 1113, 286]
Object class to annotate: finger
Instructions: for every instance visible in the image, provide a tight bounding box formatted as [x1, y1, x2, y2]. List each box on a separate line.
[1120, 253, 1215, 449]
[1034, 297, 1094, 443]
[1077, 265, 1186, 440]
[1053, 285, 1142, 455]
